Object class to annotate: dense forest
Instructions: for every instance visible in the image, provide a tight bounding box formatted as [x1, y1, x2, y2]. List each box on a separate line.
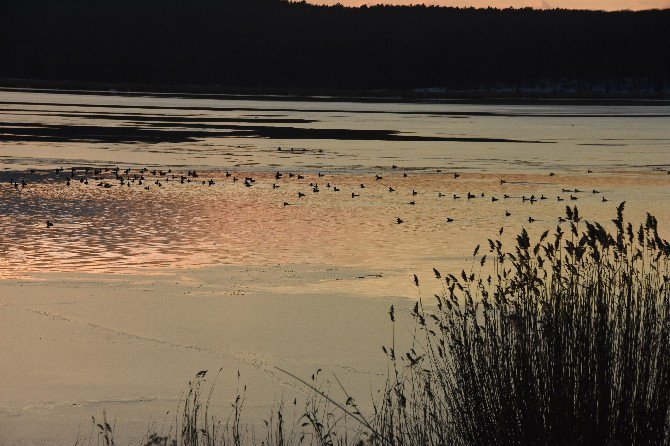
[1, 0, 669, 95]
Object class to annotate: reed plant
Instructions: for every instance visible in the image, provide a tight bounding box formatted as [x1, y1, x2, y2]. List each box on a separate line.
[89, 368, 364, 446]
[375, 203, 670, 446]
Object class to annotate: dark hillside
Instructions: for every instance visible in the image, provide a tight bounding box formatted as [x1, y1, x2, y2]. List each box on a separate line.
[1, 0, 668, 94]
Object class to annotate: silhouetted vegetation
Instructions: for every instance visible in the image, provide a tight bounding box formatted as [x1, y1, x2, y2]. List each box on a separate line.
[89, 205, 670, 445]
[1, 0, 669, 96]
[87, 369, 367, 446]
[377, 203, 670, 445]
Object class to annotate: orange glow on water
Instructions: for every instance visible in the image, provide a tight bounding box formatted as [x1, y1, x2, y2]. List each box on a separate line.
[2, 170, 668, 282]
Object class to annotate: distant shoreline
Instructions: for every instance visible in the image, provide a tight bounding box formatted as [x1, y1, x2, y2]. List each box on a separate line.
[1, 81, 669, 107]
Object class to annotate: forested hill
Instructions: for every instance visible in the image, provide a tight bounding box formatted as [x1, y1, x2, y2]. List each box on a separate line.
[1, 0, 669, 94]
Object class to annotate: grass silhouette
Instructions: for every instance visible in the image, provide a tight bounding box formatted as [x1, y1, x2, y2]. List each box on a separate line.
[375, 203, 670, 445]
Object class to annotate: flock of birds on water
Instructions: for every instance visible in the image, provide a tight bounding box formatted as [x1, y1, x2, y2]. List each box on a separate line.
[4, 154, 652, 230]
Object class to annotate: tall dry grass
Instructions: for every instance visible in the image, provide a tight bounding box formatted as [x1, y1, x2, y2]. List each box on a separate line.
[375, 203, 670, 445]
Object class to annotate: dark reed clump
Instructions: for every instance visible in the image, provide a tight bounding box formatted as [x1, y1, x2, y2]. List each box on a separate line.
[374, 203, 670, 446]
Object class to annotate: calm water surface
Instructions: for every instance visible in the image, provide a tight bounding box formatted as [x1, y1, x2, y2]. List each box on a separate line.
[1, 90, 669, 290]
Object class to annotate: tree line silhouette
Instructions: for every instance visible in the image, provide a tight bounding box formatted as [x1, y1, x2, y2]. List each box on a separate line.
[1, 0, 668, 95]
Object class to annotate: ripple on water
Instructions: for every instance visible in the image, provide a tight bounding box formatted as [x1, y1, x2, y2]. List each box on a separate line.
[1, 169, 669, 279]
